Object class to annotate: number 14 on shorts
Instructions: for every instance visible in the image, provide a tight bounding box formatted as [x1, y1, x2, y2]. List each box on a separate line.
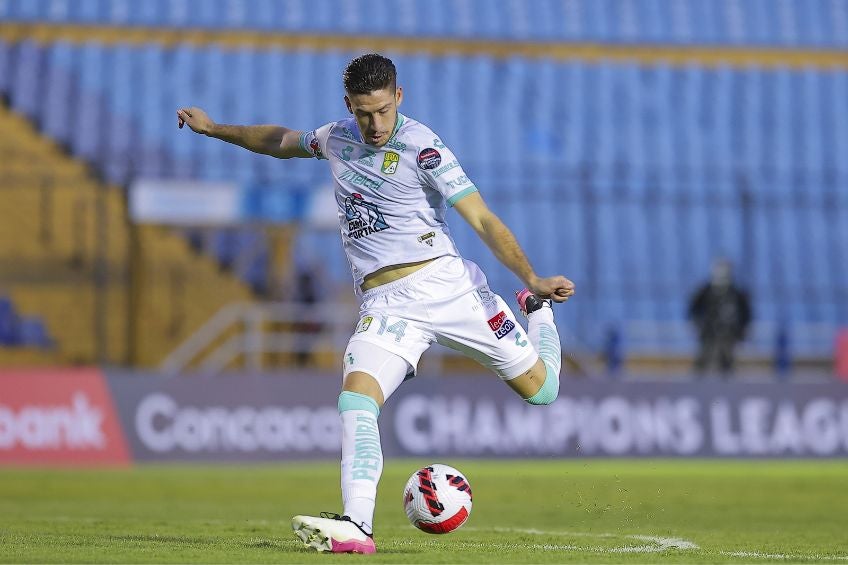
[356, 315, 407, 342]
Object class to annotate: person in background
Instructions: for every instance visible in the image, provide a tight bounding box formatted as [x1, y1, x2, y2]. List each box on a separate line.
[688, 258, 752, 376]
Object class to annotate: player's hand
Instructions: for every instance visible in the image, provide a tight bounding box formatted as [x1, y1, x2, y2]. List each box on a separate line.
[529, 275, 575, 303]
[177, 106, 215, 135]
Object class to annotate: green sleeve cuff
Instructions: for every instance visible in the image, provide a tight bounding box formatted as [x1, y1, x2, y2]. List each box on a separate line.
[447, 186, 478, 207]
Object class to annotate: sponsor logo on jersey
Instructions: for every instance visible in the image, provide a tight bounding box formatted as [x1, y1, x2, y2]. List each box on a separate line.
[446, 174, 472, 189]
[358, 149, 377, 167]
[487, 311, 516, 340]
[381, 151, 400, 174]
[417, 231, 436, 247]
[355, 316, 373, 333]
[341, 127, 357, 141]
[476, 285, 496, 305]
[308, 135, 324, 159]
[344, 193, 390, 240]
[433, 160, 460, 178]
[417, 148, 442, 170]
[339, 169, 385, 191]
[384, 138, 407, 152]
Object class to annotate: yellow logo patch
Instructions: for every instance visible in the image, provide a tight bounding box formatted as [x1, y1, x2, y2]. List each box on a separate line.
[381, 152, 400, 175]
[355, 316, 373, 333]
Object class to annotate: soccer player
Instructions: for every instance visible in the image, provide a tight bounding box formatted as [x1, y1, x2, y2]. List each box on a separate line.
[177, 53, 574, 554]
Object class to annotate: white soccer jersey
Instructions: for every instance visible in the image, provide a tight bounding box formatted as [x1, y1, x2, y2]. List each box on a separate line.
[299, 114, 478, 291]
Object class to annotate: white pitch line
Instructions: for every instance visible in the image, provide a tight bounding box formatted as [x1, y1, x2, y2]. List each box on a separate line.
[627, 534, 700, 551]
[472, 529, 848, 561]
[464, 527, 699, 553]
[720, 551, 848, 561]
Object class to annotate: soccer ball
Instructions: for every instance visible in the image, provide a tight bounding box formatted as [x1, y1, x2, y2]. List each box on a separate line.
[403, 463, 472, 534]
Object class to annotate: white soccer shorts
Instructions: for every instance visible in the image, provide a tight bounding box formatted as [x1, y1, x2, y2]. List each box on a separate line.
[345, 255, 537, 384]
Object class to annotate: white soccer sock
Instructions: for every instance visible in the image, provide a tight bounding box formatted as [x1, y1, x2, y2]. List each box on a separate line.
[528, 306, 562, 379]
[340, 405, 382, 534]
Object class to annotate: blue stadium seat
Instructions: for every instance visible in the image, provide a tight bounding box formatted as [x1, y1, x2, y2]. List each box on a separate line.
[102, 44, 137, 182]
[248, 0, 275, 28]
[800, 69, 825, 180]
[689, 0, 719, 44]
[73, 0, 110, 25]
[18, 316, 53, 349]
[832, 72, 848, 178]
[0, 39, 10, 96]
[817, 71, 839, 176]
[72, 43, 106, 162]
[435, 55, 463, 153]
[166, 45, 200, 178]
[4, 0, 45, 21]
[42, 42, 75, 145]
[559, 63, 586, 169]
[10, 41, 43, 119]
[0, 296, 20, 346]
[460, 55, 493, 176]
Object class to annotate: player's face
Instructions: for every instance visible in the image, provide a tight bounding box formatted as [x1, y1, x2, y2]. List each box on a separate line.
[345, 86, 403, 147]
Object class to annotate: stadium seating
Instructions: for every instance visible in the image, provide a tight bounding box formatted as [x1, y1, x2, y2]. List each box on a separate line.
[0, 101, 255, 366]
[1, 0, 846, 48]
[0, 292, 53, 350]
[0, 294, 58, 366]
[0, 29, 844, 359]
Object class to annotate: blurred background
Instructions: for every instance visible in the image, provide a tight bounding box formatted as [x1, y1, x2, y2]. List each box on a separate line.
[0, 0, 846, 381]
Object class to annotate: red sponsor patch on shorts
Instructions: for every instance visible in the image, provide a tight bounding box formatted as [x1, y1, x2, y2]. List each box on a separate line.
[487, 311, 515, 339]
[488, 311, 507, 331]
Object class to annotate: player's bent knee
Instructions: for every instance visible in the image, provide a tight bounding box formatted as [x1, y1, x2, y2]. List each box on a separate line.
[338, 390, 381, 417]
[524, 362, 560, 405]
[342, 370, 385, 406]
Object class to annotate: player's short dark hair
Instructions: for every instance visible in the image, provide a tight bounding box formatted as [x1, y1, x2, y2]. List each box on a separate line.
[343, 53, 397, 95]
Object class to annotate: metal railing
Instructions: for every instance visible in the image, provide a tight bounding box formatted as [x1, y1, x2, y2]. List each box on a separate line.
[159, 300, 603, 376]
[160, 301, 358, 375]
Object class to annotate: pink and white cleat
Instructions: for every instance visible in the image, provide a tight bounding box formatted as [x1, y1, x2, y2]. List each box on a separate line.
[291, 513, 376, 554]
[515, 288, 552, 317]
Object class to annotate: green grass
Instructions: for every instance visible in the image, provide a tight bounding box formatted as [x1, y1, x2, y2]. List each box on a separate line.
[1, 460, 846, 563]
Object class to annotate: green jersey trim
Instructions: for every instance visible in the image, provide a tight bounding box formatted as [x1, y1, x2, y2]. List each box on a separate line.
[387, 114, 405, 143]
[447, 186, 478, 207]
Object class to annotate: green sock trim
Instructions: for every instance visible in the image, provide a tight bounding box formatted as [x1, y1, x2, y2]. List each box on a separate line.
[338, 391, 380, 417]
[525, 362, 560, 405]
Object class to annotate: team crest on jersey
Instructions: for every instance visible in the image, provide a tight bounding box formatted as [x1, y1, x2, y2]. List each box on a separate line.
[487, 311, 516, 340]
[381, 151, 400, 174]
[417, 148, 442, 170]
[344, 193, 390, 240]
[417, 231, 436, 247]
[355, 316, 373, 333]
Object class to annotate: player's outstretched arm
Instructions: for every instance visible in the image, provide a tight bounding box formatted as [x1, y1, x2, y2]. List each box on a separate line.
[453, 192, 575, 303]
[176, 106, 310, 159]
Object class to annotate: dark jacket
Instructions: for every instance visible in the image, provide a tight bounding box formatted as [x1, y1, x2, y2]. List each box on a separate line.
[688, 283, 752, 341]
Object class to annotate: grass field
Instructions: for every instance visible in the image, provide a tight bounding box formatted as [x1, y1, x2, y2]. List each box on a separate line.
[1, 460, 846, 563]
